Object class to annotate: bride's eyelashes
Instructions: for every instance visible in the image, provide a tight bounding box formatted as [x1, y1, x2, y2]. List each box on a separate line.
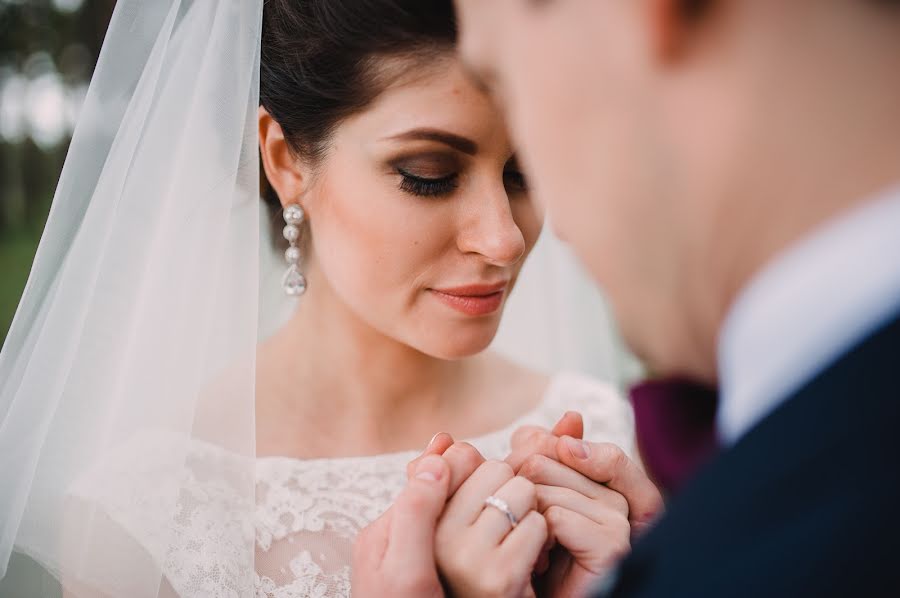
[397, 169, 460, 197]
[504, 156, 528, 195]
[389, 152, 462, 198]
[503, 169, 528, 194]
[386, 153, 529, 199]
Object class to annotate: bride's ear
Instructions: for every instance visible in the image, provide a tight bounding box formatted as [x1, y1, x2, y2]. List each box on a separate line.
[258, 105, 306, 207]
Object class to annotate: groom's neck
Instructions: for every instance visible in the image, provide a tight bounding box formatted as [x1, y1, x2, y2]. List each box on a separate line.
[696, 5, 900, 375]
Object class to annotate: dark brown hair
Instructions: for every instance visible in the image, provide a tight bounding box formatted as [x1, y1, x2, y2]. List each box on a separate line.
[259, 0, 457, 232]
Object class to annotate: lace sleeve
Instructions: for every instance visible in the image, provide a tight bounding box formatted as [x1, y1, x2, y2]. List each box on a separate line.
[66, 432, 256, 598]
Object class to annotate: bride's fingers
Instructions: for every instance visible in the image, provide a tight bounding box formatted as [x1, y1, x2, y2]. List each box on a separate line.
[472, 475, 537, 544]
[535, 484, 630, 532]
[497, 510, 550, 579]
[441, 460, 514, 528]
[437, 508, 546, 598]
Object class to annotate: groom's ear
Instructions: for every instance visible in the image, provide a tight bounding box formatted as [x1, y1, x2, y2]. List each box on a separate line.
[648, 0, 716, 63]
[258, 106, 307, 208]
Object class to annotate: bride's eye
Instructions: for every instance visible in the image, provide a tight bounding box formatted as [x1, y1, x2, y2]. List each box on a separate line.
[397, 169, 460, 198]
[503, 156, 528, 195]
[504, 169, 528, 194]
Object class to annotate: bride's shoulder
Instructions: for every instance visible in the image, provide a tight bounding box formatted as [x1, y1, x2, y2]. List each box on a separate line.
[543, 370, 623, 409]
[478, 354, 634, 449]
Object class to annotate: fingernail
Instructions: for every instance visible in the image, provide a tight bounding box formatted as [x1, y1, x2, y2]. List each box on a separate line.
[563, 436, 588, 459]
[415, 455, 444, 482]
[427, 433, 440, 449]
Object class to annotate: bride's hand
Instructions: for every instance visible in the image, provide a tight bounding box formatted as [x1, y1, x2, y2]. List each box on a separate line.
[352, 435, 489, 596]
[434, 459, 549, 598]
[351, 454, 451, 597]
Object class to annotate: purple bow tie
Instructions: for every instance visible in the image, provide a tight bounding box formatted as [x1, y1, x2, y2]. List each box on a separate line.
[629, 378, 720, 495]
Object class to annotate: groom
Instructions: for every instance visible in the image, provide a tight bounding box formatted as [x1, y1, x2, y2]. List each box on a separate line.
[355, 0, 900, 595]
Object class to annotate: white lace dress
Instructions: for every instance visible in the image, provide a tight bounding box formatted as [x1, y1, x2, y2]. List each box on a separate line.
[71, 372, 635, 598]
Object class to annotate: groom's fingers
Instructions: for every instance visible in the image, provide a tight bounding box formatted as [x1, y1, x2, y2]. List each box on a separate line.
[408, 440, 485, 496]
[388, 455, 451, 570]
[406, 432, 455, 480]
[535, 484, 630, 533]
[507, 426, 557, 470]
[556, 437, 664, 534]
[545, 506, 631, 576]
[507, 412, 586, 471]
[351, 505, 391, 570]
[440, 442, 486, 495]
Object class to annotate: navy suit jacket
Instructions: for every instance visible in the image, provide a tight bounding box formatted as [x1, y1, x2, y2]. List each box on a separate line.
[600, 310, 900, 597]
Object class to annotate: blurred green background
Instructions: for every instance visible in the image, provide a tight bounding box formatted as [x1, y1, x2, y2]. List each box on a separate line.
[0, 0, 114, 348]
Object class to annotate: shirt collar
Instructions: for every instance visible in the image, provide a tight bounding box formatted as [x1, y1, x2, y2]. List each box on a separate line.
[717, 184, 900, 445]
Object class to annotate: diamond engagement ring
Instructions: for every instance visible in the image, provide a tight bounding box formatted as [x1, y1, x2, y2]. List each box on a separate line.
[484, 495, 518, 528]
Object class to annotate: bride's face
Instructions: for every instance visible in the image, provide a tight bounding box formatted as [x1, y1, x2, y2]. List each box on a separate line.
[303, 57, 543, 358]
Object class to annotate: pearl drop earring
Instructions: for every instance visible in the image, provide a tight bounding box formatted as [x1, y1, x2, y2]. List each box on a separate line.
[281, 203, 307, 296]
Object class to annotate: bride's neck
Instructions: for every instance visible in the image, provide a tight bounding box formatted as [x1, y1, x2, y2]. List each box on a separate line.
[256, 282, 481, 457]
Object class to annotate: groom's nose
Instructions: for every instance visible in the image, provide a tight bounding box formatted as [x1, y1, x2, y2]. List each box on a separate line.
[456, 185, 526, 267]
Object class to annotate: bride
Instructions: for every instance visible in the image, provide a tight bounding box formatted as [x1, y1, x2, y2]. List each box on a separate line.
[0, 0, 642, 596]
[253, 1, 638, 595]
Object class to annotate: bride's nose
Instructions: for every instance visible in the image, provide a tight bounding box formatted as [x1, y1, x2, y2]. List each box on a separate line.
[456, 182, 526, 267]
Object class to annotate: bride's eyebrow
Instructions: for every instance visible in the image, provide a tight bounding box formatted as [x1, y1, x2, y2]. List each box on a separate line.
[381, 128, 478, 155]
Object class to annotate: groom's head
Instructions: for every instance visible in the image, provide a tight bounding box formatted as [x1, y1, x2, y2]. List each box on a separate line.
[455, 0, 900, 381]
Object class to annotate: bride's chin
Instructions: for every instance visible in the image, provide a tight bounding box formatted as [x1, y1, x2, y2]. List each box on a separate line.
[416, 326, 499, 361]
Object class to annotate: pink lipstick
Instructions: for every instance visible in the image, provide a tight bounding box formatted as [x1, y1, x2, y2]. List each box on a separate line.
[429, 281, 509, 316]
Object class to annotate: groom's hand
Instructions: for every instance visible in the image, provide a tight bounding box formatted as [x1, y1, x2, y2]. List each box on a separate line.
[407, 433, 487, 496]
[351, 455, 451, 597]
[507, 416, 663, 538]
[530, 437, 665, 596]
[505, 417, 664, 596]
[554, 436, 664, 538]
[505, 411, 584, 471]
[353, 436, 491, 596]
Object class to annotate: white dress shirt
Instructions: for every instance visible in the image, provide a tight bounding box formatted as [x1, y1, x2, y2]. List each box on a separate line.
[717, 184, 900, 445]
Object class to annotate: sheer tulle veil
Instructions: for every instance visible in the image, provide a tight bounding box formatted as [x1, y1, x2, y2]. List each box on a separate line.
[0, 0, 634, 595]
[0, 1, 262, 595]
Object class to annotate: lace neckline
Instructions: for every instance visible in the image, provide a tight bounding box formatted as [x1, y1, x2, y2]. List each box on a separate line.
[255, 372, 572, 466]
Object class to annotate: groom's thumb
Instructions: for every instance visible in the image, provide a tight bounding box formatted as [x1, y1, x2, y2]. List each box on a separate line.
[388, 455, 451, 565]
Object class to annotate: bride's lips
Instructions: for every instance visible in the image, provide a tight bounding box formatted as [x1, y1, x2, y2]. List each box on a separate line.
[429, 281, 509, 316]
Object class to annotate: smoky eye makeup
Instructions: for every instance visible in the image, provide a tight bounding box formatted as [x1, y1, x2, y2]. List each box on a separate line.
[388, 152, 462, 198]
[503, 157, 528, 194]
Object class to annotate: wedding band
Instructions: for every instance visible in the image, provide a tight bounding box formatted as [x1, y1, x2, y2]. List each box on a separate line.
[484, 495, 518, 528]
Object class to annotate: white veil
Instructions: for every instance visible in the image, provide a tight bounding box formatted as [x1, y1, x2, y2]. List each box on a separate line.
[0, 0, 635, 596]
[0, 0, 262, 595]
